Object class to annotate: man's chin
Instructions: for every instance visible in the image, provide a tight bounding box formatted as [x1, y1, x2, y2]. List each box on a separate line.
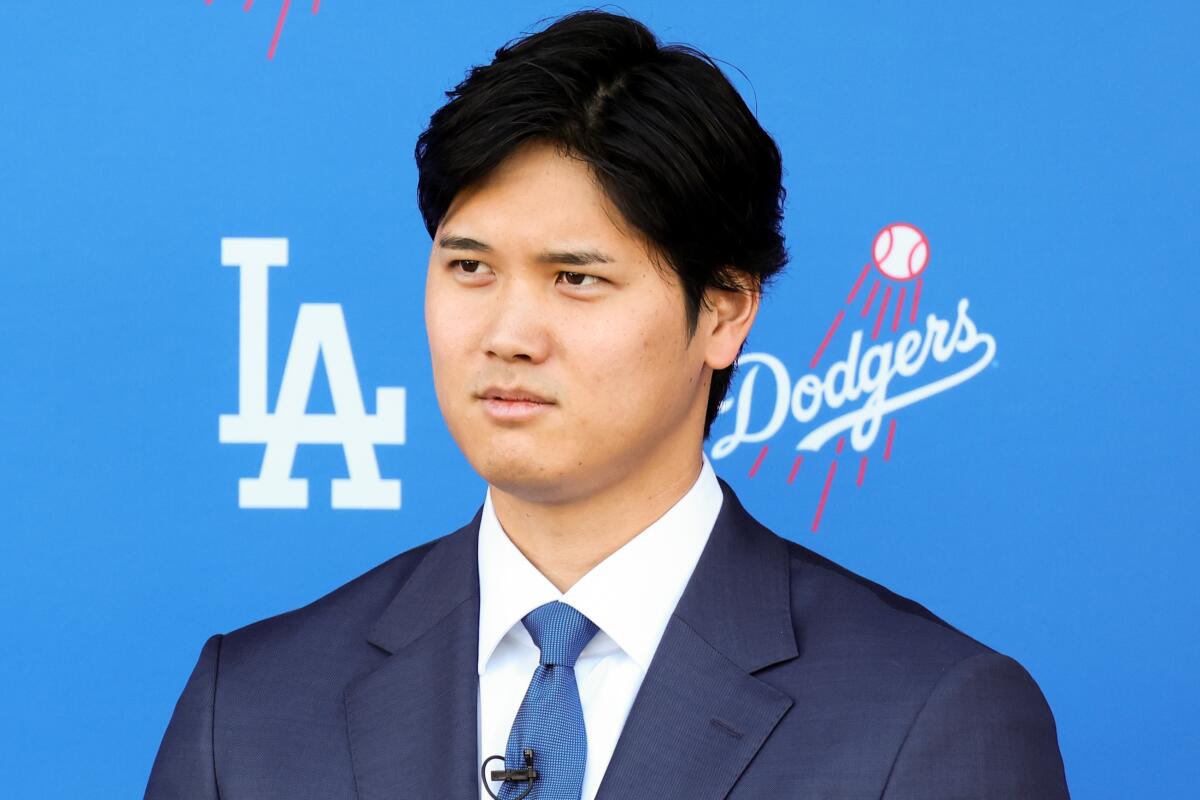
[475, 457, 579, 504]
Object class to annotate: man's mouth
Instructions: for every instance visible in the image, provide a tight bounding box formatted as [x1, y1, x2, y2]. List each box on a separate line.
[477, 385, 554, 404]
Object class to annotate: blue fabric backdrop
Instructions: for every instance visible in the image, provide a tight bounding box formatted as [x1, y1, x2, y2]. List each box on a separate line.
[1, 2, 1195, 796]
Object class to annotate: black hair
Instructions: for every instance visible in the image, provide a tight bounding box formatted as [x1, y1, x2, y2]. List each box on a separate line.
[415, 9, 788, 439]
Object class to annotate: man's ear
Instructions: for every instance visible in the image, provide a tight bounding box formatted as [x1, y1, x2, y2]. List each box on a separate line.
[702, 274, 760, 371]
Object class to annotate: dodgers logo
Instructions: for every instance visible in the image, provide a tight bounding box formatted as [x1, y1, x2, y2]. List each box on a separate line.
[712, 223, 996, 531]
[218, 238, 406, 510]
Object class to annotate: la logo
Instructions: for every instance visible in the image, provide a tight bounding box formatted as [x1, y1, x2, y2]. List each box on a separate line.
[218, 238, 405, 509]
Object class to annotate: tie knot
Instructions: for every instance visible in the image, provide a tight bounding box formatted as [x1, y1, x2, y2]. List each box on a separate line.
[521, 601, 598, 667]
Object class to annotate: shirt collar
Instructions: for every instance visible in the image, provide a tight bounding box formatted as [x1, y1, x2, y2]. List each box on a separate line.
[477, 453, 724, 675]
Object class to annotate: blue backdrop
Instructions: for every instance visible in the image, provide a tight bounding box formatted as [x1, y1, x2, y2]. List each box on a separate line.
[2, 2, 1196, 797]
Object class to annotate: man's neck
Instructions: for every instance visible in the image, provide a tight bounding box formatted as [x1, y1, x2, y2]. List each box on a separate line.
[489, 452, 705, 593]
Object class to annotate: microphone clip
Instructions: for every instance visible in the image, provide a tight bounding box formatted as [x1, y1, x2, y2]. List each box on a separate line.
[482, 748, 538, 800]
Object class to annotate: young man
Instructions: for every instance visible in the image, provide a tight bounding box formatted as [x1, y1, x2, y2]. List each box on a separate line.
[145, 11, 1069, 799]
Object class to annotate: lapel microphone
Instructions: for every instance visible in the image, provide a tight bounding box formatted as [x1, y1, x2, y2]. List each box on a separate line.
[482, 748, 538, 800]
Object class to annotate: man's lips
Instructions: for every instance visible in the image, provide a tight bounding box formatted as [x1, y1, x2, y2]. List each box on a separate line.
[475, 386, 555, 422]
[476, 386, 554, 404]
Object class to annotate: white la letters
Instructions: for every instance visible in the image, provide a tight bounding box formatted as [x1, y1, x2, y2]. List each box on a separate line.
[218, 238, 406, 509]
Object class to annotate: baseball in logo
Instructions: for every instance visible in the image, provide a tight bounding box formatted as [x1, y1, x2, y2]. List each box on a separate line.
[712, 222, 996, 532]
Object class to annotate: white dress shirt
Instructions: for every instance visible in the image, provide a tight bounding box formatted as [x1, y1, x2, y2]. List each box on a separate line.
[476, 453, 724, 800]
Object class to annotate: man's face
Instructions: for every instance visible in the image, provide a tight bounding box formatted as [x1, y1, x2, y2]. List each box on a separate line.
[424, 140, 718, 504]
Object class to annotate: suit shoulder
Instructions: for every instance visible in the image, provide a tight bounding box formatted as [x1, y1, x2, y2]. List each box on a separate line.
[780, 535, 996, 665]
[217, 528, 452, 655]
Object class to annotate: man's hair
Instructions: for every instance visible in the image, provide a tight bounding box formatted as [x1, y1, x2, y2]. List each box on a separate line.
[415, 9, 788, 439]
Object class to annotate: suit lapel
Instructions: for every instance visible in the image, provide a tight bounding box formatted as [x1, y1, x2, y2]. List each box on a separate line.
[596, 478, 798, 800]
[342, 479, 797, 800]
[343, 508, 483, 800]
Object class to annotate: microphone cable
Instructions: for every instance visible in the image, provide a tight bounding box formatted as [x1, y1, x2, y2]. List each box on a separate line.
[481, 747, 538, 800]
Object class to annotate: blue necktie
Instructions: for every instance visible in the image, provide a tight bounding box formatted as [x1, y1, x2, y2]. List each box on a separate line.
[497, 601, 599, 800]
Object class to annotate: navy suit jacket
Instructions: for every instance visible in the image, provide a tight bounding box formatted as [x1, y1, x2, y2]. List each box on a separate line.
[145, 478, 1070, 798]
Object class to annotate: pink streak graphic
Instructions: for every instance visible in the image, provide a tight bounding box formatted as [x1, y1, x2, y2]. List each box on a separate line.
[787, 455, 804, 484]
[209, 0, 321, 60]
[846, 263, 871, 304]
[861, 279, 880, 318]
[810, 309, 845, 369]
[267, 0, 291, 60]
[892, 286, 907, 332]
[812, 461, 837, 533]
[749, 445, 768, 478]
[871, 285, 893, 340]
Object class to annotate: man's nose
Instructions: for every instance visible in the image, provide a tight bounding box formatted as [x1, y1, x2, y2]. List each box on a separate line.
[479, 279, 552, 363]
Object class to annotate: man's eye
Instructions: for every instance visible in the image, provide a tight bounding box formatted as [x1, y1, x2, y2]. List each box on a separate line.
[557, 271, 601, 287]
[450, 259, 488, 274]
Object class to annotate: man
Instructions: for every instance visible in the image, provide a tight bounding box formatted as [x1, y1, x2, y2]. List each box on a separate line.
[145, 10, 1069, 799]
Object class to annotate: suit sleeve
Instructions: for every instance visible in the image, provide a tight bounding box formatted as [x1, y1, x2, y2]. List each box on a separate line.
[144, 633, 224, 800]
[881, 651, 1070, 799]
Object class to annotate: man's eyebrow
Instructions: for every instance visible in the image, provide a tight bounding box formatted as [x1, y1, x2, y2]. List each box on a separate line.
[438, 234, 614, 267]
[535, 249, 614, 267]
[438, 235, 492, 252]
